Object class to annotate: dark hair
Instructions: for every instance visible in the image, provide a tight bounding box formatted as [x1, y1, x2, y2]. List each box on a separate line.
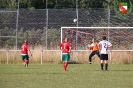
[24, 40, 28, 44]
[102, 36, 106, 40]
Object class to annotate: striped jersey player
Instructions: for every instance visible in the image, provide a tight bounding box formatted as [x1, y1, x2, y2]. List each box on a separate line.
[99, 36, 112, 71]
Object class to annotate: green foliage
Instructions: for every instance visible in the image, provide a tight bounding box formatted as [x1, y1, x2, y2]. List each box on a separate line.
[2, 0, 132, 9]
[0, 0, 17, 9]
[20, 0, 35, 9]
[0, 25, 61, 49]
[47, 28, 60, 49]
[18, 27, 47, 49]
[0, 27, 16, 48]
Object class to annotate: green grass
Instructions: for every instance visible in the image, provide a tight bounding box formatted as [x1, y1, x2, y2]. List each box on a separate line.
[0, 64, 133, 88]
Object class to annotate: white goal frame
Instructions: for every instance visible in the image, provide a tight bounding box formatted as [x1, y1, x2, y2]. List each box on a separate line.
[61, 27, 133, 43]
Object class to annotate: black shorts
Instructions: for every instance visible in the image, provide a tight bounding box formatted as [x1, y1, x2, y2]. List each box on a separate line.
[100, 54, 108, 60]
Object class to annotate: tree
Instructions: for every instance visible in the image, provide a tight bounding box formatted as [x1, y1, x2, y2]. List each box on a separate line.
[0, 0, 17, 9]
[2, 0, 132, 9]
[54, 0, 76, 9]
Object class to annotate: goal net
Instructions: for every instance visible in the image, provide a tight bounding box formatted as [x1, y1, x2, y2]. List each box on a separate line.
[61, 27, 133, 50]
[61, 27, 133, 63]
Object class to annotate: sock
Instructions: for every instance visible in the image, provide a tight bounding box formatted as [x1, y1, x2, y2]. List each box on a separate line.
[101, 63, 104, 70]
[26, 60, 29, 64]
[63, 62, 66, 70]
[22, 60, 25, 64]
[65, 62, 68, 71]
[63, 62, 68, 71]
[89, 57, 91, 62]
[64, 62, 67, 71]
[105, 63, 108, 70]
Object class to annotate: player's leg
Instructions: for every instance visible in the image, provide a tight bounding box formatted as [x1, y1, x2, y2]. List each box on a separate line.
[21, 55, 26, 65]
[100, 60, 104, 70]
[65, 54, 70, 71]
[89, 51, 95, 64]
[62, 54, 70, 71]
[100, 54, 104, 70]
[105, 60, 108, 71]
[105, 54, 108, 71]
[62, 54, 66, 71]
[64, 54, 70, 71]
[62, 61, 65, 70]
[95, 51, 101, 60]
[63, 61, 67, 71]
[25, 55, 29, 67]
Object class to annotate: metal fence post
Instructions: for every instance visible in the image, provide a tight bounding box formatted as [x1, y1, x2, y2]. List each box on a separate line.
[76, 0, 79, 62]
[46, 0, 48, 50]
[41, 50, 43, 64]
[16, 0, 20, 49]
[6, 50, 10, 64]
[110, 50, 112, 63]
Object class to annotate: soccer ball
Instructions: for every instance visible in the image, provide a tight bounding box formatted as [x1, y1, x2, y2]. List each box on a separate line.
[88, 44, 90, 47]
[88, 43, 96, 47]
[90, 43, 96, 46]
[73, 19, 77, 23]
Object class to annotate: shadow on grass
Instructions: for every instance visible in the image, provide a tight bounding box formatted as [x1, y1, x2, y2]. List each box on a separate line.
[68, 61, 83, 64]
[109, 70, 133, 72]
[58, 60, 83, 64]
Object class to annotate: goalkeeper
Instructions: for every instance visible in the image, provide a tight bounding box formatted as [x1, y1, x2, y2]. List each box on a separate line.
[87, 38, 100, 64]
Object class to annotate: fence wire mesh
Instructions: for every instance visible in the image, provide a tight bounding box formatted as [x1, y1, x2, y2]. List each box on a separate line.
[0, 9, 133, 49]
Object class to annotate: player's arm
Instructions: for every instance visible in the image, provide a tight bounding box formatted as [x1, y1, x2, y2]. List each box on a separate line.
[28, 48, 32, 56]
[96, 42, 100, 50]
[86, 44, 91, 50]
[98, 43, 101, 52]
[58, 44, 61, 50]
[89, 43, 93, 50]
[58, 46, 60, 50]
[108, 43, 112, 48]
[68, 46, 71, 53]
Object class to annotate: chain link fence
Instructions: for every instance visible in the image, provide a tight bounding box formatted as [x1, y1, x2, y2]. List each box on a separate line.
[0, 8, 133, 64]
[0, 9, 133, 50]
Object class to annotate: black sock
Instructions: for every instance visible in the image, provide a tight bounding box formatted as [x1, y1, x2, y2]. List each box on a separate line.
[105, 63, 108, 70]
[89, 57, 91, 62]
[101, 63, 104, 70]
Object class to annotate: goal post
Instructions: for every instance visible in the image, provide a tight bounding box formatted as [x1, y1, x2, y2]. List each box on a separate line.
[61, 27, 133, 63]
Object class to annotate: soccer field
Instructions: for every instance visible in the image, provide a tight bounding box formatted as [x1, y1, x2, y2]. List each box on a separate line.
[0, 64, 133, 88]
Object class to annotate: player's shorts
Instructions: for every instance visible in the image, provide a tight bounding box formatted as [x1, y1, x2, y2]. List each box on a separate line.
[21, 55, 29, 60]
[100, 54, 108, 60]
[62, 54, 70, 61]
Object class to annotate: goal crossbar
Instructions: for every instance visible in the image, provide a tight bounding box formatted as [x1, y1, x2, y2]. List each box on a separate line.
[61, 27, 133, 29]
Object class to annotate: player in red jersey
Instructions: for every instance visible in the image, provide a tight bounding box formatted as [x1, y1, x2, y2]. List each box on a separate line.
[58, 37, 71, 71]
[21, 40, 32, 67]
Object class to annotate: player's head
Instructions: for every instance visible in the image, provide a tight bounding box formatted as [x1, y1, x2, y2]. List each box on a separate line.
[92, 38, 94, 41]
[92, 38, 97, 42]
[102, 36, 106, 40]
[64, 37, 68, 42]
[24, 40, 28, 44]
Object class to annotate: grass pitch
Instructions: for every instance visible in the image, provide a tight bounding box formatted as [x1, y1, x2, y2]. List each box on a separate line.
[0, 64, 133, 88]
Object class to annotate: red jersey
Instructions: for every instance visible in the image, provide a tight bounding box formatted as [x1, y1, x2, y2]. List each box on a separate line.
[21, 43, 29, 55]
[59, 42, 71, 54]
